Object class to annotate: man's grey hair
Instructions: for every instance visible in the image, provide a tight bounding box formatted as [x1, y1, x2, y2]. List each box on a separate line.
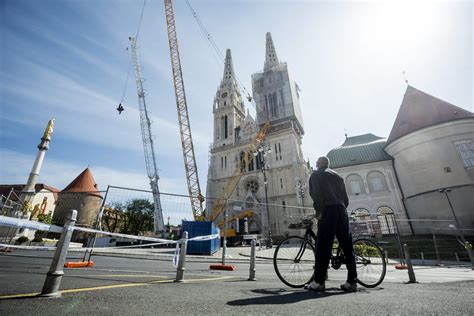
[317, 156, 330, 167]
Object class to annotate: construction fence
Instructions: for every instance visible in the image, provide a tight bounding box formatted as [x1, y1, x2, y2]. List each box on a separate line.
[1, 184, 473, 265]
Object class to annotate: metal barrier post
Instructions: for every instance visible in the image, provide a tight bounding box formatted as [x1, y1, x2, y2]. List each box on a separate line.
[394, 219, 405, 265]
[175, 231, 188, 282]
[39, 209, 77, 298]
[222, 203, 228, 265]
[248, 239, 256, 281]
[466, 243, 474, 270]
[421, 252, 425, 265]
[403, 244, 417, 283]
[432, 232, 441, 266]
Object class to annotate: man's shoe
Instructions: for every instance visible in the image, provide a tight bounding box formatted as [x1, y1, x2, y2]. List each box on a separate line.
[304, 281, 325, 292]
[340, 282, 357, 292]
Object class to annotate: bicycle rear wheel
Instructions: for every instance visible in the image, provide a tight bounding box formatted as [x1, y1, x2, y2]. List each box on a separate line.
[353, 238, 386, 288]
[273, 236, 315, 288]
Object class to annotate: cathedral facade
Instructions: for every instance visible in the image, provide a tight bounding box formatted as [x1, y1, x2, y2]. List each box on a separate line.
[206, 33, 312, 239]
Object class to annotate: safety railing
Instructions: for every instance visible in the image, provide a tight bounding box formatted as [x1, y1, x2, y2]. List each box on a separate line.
[0, 210, 219, 297]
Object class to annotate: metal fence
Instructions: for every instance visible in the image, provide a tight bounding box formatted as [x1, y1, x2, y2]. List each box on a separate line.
[1, 184, 473, 266]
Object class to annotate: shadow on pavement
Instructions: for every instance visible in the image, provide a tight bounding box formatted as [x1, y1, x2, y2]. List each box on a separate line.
[227, 287, 347, 305]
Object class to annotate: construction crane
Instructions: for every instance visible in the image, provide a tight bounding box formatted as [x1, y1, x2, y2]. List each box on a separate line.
[128, 36, 165, 234]
[164, 0, 204, 220]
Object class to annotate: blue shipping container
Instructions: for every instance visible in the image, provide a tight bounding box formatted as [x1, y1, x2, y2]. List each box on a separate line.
[181, 221, 220, 255]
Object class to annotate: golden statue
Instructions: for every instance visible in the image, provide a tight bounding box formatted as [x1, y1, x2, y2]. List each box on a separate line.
[42, 118, 55, 140]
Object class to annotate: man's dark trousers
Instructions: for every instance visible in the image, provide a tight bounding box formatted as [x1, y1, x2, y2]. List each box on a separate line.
[314, 204, 357, 284]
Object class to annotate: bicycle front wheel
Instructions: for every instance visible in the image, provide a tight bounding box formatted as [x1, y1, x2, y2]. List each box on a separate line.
[273, 236, 315, 288]
[354, 238, 386, 288]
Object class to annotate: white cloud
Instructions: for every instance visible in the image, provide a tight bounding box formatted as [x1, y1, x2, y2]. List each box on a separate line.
[0, 148, 188, 194]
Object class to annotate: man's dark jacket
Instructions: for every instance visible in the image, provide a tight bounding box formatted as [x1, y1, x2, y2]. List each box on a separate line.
[309, 166, 349, 219]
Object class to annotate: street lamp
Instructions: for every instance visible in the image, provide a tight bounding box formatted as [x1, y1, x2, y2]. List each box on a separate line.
[438, 188, 466, 243]
[253, 143, 272, 248]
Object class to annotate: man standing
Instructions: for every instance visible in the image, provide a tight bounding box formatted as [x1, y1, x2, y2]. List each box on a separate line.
[306, 156, 357, 292]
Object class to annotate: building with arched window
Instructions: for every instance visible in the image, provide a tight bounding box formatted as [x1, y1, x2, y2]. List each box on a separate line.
[327, 86, 474, 236]
[327, 133, 411, 235]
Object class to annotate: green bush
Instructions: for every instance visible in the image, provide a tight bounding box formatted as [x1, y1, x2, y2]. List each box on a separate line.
[16, 236, 29, 244]
[354, 243, 380, 257]
[37, 213, 53, 224]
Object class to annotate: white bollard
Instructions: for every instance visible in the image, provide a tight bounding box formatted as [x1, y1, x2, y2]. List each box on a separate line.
[39, 209, 77, 298]
[175, 231, 188, 282]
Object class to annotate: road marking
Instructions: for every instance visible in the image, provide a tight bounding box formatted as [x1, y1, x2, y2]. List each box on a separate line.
[67, 274, 170, 278]
[0, 276, 238, 299]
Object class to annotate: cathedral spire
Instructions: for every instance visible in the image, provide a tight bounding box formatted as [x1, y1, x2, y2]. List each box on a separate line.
[222, 49, 236, 85]
[264, 32, 279, 71]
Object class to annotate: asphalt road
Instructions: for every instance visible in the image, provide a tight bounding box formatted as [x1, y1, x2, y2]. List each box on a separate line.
[0, 250, 473, 315]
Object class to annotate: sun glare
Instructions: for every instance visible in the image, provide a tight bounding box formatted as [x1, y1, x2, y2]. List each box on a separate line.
[373, 0, 439, 42]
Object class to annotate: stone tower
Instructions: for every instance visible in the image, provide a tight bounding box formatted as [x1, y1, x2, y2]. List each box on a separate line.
[207, 34, 312, 240]
[213, 49, 246, 148]
[53, 168, 103, 238]
[250, 32, 311, 237]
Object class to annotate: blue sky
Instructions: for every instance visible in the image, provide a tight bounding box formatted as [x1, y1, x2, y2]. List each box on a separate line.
[1, 0, 472, 222]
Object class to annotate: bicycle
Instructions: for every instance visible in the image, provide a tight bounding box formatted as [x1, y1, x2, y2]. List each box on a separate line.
[273, 216, 386, 288]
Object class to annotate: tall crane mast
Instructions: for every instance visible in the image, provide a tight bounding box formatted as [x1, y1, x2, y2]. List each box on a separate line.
[164, 0, 204, 220]
[129, 36, 165, 233]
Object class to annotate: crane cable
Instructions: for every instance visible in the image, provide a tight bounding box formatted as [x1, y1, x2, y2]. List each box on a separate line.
[184, 0, 254, 106]
[119, 0, 148, 108]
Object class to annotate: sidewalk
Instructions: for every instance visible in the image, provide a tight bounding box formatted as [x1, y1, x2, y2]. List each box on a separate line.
[73, 245, 474, 268]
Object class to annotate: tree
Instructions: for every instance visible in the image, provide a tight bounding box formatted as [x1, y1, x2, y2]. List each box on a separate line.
[101, 204, 124, 233]
[119, 199, 154, 236]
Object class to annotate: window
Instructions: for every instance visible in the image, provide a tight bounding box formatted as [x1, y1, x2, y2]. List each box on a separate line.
[220, 116, 225, 139]
[455, 140, 474, 168]
[346, 174, 366, 195]
[350, 208, 372, 236]
[239, 152, 246, 172]
[278, 143, 282, 160]
[272, 93, 278, 116]
[354, 208, 370, 221]
[377, 206, 396, 235]
[224, 156, 227, 169]
[350, 181, 361, 194]
[224, 115, 228, 139]
[248, 154, 254, 172]
[367, 171, 388, 193]
[221, 157, 223, 169]
[245, 180, 259, 194]
[279, 90, 284, 109]
[280, 178, 283, 189]
[274, 144, 278, 161]
[256, 152, 263, 170]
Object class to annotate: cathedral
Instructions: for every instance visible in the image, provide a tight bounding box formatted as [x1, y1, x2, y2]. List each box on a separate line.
[206, 33, 312, 239]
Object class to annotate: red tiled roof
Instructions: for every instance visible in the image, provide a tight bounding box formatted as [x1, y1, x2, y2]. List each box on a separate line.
[387, 86, 473, 144]
[0, 184, 60, 201]
[62, 168, 101, 197]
